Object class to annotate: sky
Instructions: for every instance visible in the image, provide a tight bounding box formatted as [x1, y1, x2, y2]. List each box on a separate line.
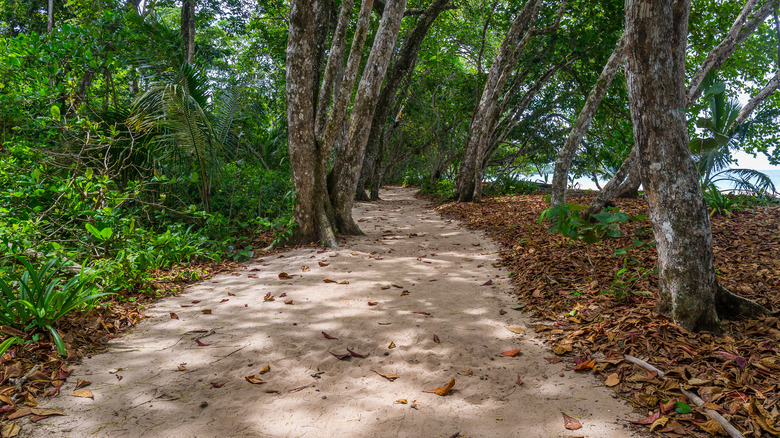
[731, 150, 778, 170]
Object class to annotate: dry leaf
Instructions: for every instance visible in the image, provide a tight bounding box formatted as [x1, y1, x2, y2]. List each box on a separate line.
[338, 280, 349, 284]
[245, 375, 265, 384]
[516, 375, 524, 386]
[400, 290, 410, 296]
[7, 409, 31, 420]
[425, 378, 455, 396]
[395, 399, 407, 404]
[191, 300, 201, 304]
[347, 348, 367, 358]
[552, 344, 572, 355]
[499, 348, 522, 357]
[170, 312, 179, 319]
[177, 365, 186, 371]
[322, 331, 338, 340]
[211, 382, 225, 388]
[201, 309, 212, 314]
[323, 279, 337, 283]
[368, 301, 378, 306]
[331, 352, 350, 360]
[71, 389, 94, 399]
[505, 326, 525, 334]
[194, 338, 209, 346]
[573, 358, 596, 371]
[301, 266, 311, 272]
[259, 365, 270, 374]
[388, 342, 396, 349]
[1, 422, 21, 437]
[263, 292, 274, 302]
[696, 419, 727, 435]
[220, 299, 229, 303]
[482, 279, 493, 286]
[318, 261, 329, 267]
[278, 272, 293, 280]
[374, 371, 399, 381]
[562, 412, 582, 430]
[284, 300, 294, 305]
[30, 408, 65, 417]
[381, 285, 391, 290]
[605, 373, 620, 387]
[433, 334, 440, 343]
[544, 357, 562, 364]
[75, 379, 91, 389]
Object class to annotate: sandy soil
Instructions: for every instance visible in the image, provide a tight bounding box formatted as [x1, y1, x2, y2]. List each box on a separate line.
[23, 186, 640, 438]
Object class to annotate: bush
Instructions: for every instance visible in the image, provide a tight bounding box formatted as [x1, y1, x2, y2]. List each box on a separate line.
[484, 174, 538, 196]
[540, 202, 630, 244]
[0, 257, 111, 355]
[419, 179, 456, 203]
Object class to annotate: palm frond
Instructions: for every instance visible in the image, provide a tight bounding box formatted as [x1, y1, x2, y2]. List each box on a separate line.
[710, 168, 777, 195]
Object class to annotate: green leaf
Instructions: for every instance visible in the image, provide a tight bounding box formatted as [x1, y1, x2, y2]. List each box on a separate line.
[50, 105, 61, 121]
[614, 248, 628, 256]
[674, 402, 692, 414]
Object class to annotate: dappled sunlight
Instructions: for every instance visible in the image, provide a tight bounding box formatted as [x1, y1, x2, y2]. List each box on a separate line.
[28, 188, 638, 438]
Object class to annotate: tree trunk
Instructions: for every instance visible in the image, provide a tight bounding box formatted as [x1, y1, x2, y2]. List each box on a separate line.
[357, 0, 451, 202]
[328, 0, 408, 235]
[614, 165, 641, 198]
[181, 0, 195, 65]
[625, 0, 766, 333]
[550, 34, 625, 207]
[457, 0, 566, 202]
[286, 1, 337, 247]
[48, 0, 54, 33]
[584, 146, 636, 216]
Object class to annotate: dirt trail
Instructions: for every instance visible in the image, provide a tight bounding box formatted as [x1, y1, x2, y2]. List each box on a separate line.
[25, 186, 639, 438]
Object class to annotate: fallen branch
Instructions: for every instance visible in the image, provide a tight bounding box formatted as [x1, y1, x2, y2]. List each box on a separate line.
[623, 354, 743, 438]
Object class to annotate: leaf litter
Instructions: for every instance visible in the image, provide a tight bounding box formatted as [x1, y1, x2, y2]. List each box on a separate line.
[439, 193, 780, 437]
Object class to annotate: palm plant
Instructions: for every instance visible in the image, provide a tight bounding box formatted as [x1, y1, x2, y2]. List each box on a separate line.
[127, 13, 244, 213]
[689, 73, 776, 195]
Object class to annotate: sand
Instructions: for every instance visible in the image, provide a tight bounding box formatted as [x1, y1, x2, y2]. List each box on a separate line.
[23, 186, 641, 438]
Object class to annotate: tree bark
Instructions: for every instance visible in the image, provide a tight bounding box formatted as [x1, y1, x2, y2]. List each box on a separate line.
[328, 0, 408, 235]
[181, 0, 196, 65]
[584, 146, 636, 216]
[457, 0, 566, 202]
[357, 0, 451, 201]
[550, 34, 625, 207]
[286, 1, 337, 247]
[48, 0, 54, 33]
[614, 164, 641, 198]
[730, 69, 780, 129]
[625, 0, 766, 333]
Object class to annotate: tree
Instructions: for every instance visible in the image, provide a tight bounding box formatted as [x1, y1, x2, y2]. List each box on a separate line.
[624, 0, 767, 332]
[181, 0, 196, 65]
[456, 0, 566, 202]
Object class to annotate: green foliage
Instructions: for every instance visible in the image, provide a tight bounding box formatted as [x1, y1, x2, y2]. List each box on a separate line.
[0, 257, 111, 355]
[540, 202, 629, 244]
[702, 186, 780, 218]
[484, 174, 539, 196]
[418, 179, 456, 203]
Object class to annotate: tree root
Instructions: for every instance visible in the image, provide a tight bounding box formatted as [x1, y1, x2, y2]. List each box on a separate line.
[715, 283, 771, 319]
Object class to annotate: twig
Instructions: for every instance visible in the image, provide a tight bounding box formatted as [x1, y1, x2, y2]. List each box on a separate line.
[679, 385, 745, 438]
[10, 364, 40, 397]
[623, 355, 743, 438]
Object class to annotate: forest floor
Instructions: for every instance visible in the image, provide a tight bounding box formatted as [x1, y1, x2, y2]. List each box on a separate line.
[16, 186, 643, 438]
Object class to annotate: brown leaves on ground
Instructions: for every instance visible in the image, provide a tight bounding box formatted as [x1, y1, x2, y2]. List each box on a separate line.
[498, 349, 522, 357]
[424, 378, 455, 396]
[439, 194, 780, 437]
[562, 412, 582, 430]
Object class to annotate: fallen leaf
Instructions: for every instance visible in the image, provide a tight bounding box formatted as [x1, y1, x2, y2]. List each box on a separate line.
[194, 338, 209, 346]
[278, 272, 293, 280]
[392, 284, 403, 288]
[191, 300, 201, 304]
[380, 286, 391, 290]
[301, 266, 310, 272]
[7, 409, 31, 420]
[368, 301, 378, 306]
[210, 382, 225, 388]
[499, 349, 522, 357]
[178, 365, 186, 371]
[331, 352, 350, 360]
[516, 375, 524, 386]
[388, 342, 396, 349]
[279, 293, 287, 297]
[263, 293, 274, 302]
[696, 419, 727, 435]
[374, 371, 399, 381]
[284, 300, 293, 305]
[573, 358, 596, 371]
[201, 309, 212, 314]
[338, 280, 349, 284]
[552, 344, 572, 355]
[630, 411, 661, 425]
[562, 413, 582, 430]
[322, 332, 338, 340]
[347, 348, 367, 358]
[544, 357, 562, 364]
[265, 390, 280, 394]
[499, 309, 507, 315]
[319, 261, 330, 267]
[170, 312, 179, 319]
[433, 334, 440, 343]
[180, 305, 193, 308]
[31, 408, 64, 417]
[227, 292, 236, 296]
[259, 365, 270, 374]
[674, 402, 692, 414]
[401, 290, 410, 296]
[395, 399, 407, 404]
[605, 373, 620, 387]
[425, 378, 455, 396]
[323, 279, 337, 283]
[245, 375, 265, 384]
[289, 386, 308, 393]
[75, 379, 91, 389]
[412, 311, 431, 316]
[410, 400, 419, 409]
[71, 389, 94, 399]
[749, 398, 780, 435]
[482, 279, 493, 286]
[248, 274, 259, 278]
[116, 375, 123, 381]
[660, 400, 676, 413]
[505, 327, 525, 334]
[0, 422, 21, 437]
[220, 299, 229, 303]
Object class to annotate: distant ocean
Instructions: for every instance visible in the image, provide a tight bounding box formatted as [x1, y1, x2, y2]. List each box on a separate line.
[566, 169, 780, 193]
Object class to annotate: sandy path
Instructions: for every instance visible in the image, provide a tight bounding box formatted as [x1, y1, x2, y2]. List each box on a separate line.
[25, 187, 639, 438]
